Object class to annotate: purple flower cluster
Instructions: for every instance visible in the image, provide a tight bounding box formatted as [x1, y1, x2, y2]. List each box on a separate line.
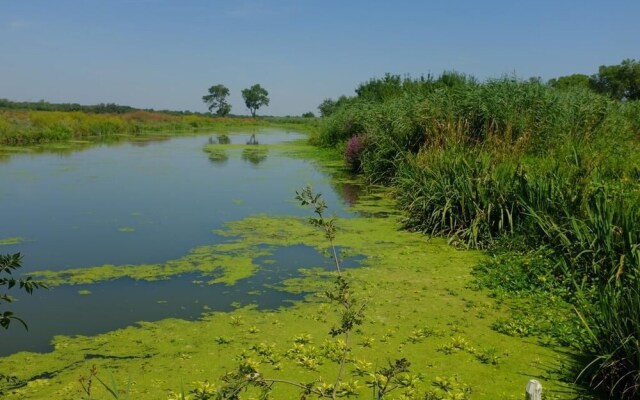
[344, 135, 366, 172]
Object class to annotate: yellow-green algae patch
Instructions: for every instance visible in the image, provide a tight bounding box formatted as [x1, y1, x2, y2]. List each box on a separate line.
[117, 227, 136, 233]
[28, 240, 273, 287]
[0, 236, 24, 245]
[1, 210, 585, 399]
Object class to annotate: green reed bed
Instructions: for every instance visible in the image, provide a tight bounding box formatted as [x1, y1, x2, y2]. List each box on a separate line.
[316, 74, 640, 398]
[0, 110, 266, 146]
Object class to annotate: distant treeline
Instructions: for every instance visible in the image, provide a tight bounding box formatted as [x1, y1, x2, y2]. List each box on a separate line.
[0, 98, 214, 117]
[548, 58, 640, 101]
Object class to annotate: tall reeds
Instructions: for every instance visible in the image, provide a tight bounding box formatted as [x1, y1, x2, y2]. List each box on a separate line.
[317, 74, 640, 398]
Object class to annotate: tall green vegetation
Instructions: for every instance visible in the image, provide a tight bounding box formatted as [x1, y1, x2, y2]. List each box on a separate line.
[315, 72, 640, 398]
[549, 58, 640, 101]
[0, 110, 258, 146]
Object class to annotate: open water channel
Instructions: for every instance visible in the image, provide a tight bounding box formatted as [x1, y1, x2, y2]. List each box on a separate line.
[0, 129, 361, 356]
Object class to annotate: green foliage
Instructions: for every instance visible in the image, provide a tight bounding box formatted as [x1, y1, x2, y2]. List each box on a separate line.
[317, 97, 351, 118]
[241, 84, 270, 117]
[548, 74, 591, 91]
[590, 59, 640, 101]
[0, 99, 137, 114]
[302, 112, 315, 118]
[0, 110, 267, 146]
[202, 84, 232, 116]
[549, 59, 640, 101]
[355, 73, 405, 102]
[0, 253, 46, 330]
[315, 70, 640, 398]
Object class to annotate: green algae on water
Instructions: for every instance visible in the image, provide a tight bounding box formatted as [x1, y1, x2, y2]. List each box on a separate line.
[5, 209, 586, 399]
[0, 236, 24, 246]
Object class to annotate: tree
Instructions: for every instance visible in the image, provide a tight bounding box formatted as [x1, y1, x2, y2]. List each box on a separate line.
[301, 111, 315, 118]
[548, 74, 591, 91]
[202, 84, 232, 116]
[318, 98, 337, 117]
[318, 96, 351, 117]
[1, 253, 45, 330]
[241, 84, 269, 117]
[590, 59, 640, 100]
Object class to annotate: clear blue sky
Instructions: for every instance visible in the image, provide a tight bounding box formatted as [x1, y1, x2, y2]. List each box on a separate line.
[1, 0, 638, 116]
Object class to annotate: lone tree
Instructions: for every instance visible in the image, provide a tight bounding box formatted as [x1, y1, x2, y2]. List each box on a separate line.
[241, 84, 269, 117]
[202, 84, 231, 116]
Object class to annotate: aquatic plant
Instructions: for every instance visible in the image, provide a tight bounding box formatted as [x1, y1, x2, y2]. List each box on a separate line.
[343, 135, 366, 173]
[175, 187, 420, 399]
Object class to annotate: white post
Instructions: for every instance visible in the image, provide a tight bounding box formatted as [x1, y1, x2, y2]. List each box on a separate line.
[525, 379, 542, 400]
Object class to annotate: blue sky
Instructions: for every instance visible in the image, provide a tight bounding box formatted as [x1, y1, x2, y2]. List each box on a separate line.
[1, 0, 638, 116]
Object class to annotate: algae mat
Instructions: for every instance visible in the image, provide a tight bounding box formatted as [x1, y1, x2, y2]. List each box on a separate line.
[0, 209, 584, 399]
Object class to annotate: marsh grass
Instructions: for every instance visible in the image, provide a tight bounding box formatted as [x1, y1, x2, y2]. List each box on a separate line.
[318, 73, 640, 398]
[0, 111, 309, 146]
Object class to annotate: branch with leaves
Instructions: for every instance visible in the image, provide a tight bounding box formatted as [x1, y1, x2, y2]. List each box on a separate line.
[0, 252, 46, 330]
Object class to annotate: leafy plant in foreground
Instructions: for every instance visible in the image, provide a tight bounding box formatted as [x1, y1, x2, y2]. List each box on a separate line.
[0, 253, 46, 330]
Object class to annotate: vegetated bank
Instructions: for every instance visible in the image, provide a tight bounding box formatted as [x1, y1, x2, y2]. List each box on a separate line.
[315, 72, 640, 398]
[0, 105, 317, 147]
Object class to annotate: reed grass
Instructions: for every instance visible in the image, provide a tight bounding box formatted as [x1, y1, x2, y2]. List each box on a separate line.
[0, 110, 263, 145]
[317, 73, 640, 398]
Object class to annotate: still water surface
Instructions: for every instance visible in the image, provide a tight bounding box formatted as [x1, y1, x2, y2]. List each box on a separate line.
[0, 130, 361, 355]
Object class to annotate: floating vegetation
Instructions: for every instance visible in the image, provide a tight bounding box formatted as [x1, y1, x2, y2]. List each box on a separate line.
[241, 147, 268, 165]
[0, 237, 24, 246]
[205, 148, 229, 163]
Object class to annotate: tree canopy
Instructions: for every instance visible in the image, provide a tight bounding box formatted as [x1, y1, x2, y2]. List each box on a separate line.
[241, 84, 269, 117]
[548, 59, 640, 100]
[548, 74, 591, 91]
[202, 84, 232, 116]
[590, 59, 640, 100]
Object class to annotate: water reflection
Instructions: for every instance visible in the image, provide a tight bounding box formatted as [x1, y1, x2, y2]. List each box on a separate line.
[246, 133, 259, 145]
[209, 134, 230, 145]
[241, 147, 268, 165]
[130, 137, 172, 147]
[207, 148, 229, 164]
[334, 180, 363, 206]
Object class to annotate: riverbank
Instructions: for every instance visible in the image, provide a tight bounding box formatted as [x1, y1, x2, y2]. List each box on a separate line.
[0, 109, 316, 148]
[0, 130, 589, 399]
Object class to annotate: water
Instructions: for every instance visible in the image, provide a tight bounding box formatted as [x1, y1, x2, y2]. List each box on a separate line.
[0, 130, 361, 356]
